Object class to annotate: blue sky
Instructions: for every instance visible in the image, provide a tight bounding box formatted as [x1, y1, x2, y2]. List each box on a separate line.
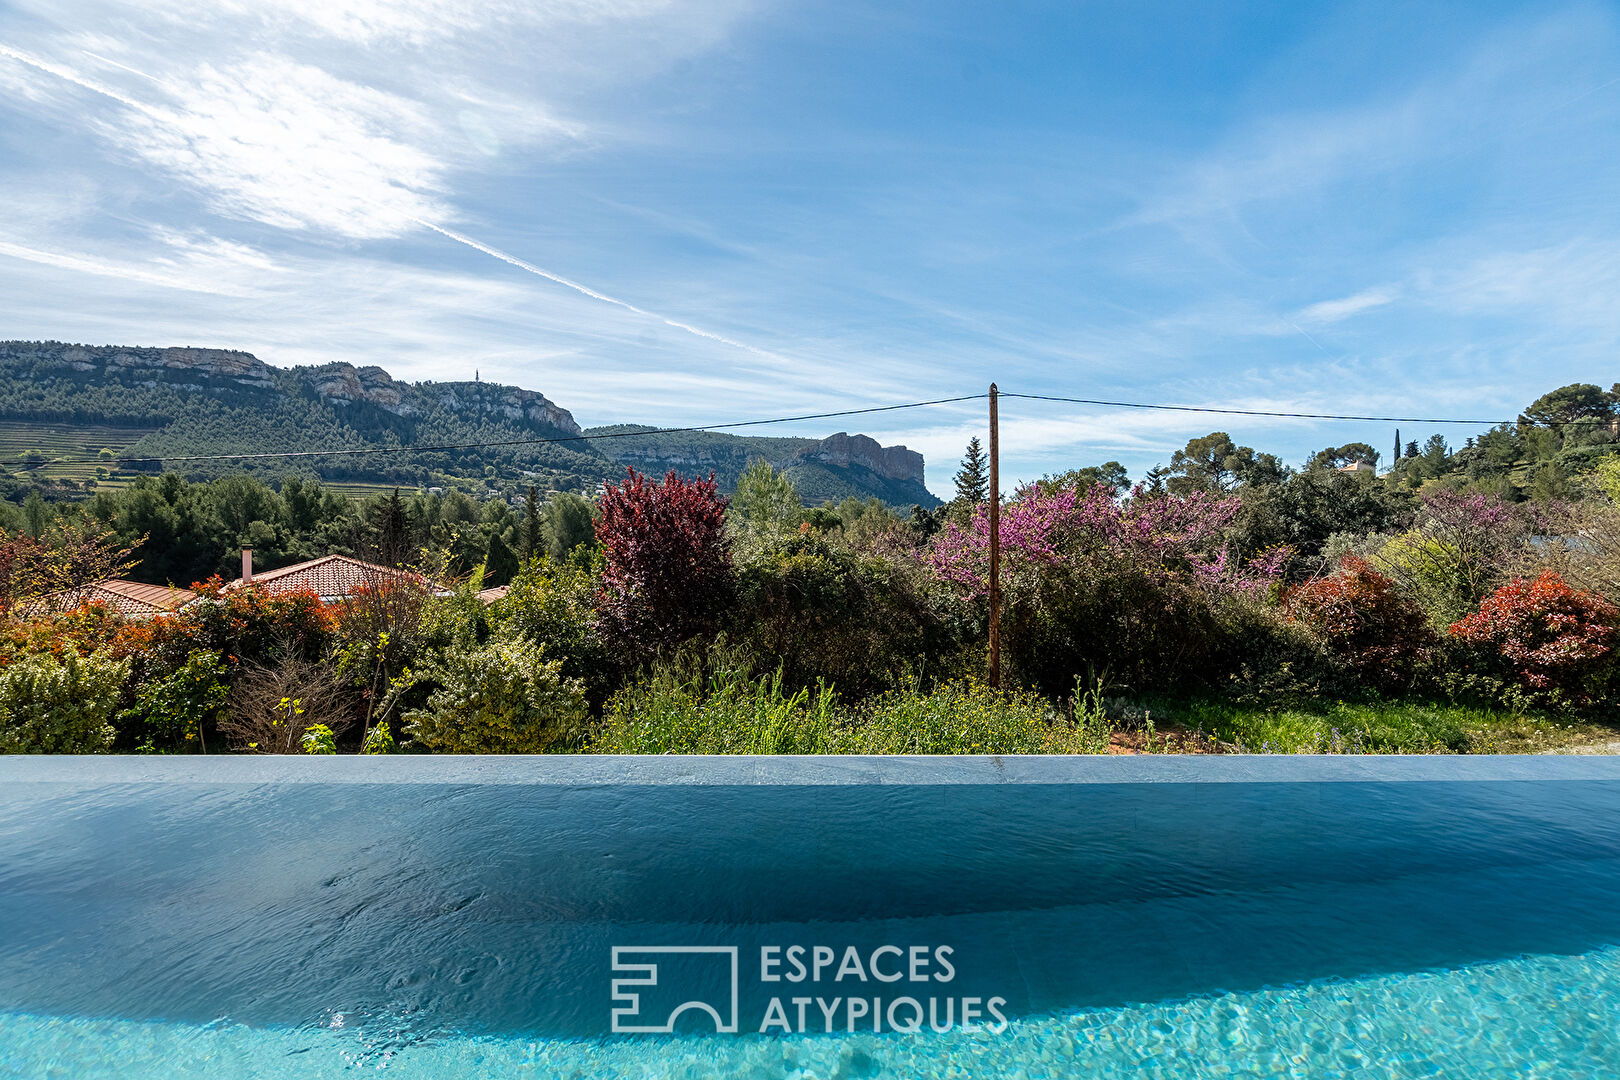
[1, 1, 1618, 497]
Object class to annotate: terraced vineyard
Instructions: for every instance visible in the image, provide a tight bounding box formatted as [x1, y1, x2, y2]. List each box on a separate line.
[0, 420, 158, 484]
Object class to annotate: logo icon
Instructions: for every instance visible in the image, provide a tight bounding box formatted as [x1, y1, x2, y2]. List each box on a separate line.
[611, 946, 739, 1034]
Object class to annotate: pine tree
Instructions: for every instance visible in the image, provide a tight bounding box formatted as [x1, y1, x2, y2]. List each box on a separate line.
[954, 437, 989, 504]
[1393, 430, 1401, 468]
[522, 484, 542, 561]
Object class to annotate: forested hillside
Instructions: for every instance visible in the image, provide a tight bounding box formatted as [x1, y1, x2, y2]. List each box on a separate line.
[0, 342, 938, 506]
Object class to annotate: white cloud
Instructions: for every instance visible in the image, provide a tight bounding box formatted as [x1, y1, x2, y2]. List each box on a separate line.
[112, 55, 451, 239]
[1297, 287, 1398, 324]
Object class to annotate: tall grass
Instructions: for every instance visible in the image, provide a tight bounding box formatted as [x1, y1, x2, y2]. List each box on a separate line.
[589, 665, 1112, 755]
[1170, 698, 1606, 754]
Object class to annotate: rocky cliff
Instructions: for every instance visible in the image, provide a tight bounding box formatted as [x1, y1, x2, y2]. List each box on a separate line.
[1, 341, 276, 389]
[786, 432, 925, 487]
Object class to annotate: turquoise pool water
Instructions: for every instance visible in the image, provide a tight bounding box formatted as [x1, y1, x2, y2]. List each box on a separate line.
[2, 758, 1619, 1077]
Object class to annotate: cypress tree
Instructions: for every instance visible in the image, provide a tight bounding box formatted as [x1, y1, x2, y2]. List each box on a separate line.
[371, 487, 411, 566]
[523, 484, 542, 561]
[484, 531, 520, 587]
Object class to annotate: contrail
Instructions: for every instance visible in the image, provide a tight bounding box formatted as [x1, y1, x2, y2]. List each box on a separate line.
[0, 43, 156, 116]
[2, 42, 790, 366]
[412, 218, 791, 365]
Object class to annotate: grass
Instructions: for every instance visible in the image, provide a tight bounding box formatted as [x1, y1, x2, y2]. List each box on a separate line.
[587, 665, 1113, 755]
[1147, 698, 1620, 755]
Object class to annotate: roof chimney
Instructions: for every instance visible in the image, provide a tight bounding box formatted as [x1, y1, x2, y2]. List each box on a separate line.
[242, 548, 253, 584]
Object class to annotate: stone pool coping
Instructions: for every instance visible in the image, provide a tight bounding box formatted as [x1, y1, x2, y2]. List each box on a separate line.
[5, 754, 1620, 785]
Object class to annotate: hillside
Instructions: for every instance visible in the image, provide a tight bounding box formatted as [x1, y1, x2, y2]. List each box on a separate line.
[0, 341, 939, 507]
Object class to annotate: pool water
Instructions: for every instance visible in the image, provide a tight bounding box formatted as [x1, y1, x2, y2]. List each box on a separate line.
[2, 758, 1619, 1077]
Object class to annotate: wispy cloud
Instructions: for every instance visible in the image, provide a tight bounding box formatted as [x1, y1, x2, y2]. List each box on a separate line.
[1297, 287, 1398, 324]
[0, 237, 260, 297]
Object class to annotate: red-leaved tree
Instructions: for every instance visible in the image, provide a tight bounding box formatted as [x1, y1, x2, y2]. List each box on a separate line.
[1449, 570, 1619, 699]
[595, 469, 733, 652]
[1284, 555, 1432, 688]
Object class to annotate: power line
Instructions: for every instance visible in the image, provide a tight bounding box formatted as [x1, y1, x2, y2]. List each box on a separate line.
[8, 386, 1612, 472]
[1000, 392, 1535, 426]
[7, 393, 988, 469]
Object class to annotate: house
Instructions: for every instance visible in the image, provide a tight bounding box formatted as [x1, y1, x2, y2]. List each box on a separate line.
[227, 551, 435, 604]
[477, 584, 510, 605]
[18, 579, 196, 620]
[1337, 461, 1376, 475]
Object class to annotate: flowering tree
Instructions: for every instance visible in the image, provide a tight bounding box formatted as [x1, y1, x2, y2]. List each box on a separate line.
[928, 483, 1289, 694]
[1372, 490, 1527, 626]
[596, 468, 733, 651]
[929, 483, 1287, 597]
[1449, 570, 1618, 699]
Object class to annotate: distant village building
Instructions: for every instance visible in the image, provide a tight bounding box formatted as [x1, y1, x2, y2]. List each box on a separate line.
[18, 579, 196, 620]
[1337, 461, 1376, 475]
[477, 584, 510, 605]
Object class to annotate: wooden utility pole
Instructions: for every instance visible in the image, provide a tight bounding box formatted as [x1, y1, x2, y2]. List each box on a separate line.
[987, 383, 1001, 689]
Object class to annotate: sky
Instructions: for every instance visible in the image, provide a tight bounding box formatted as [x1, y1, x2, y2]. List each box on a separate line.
[1, 0, 1619, 497]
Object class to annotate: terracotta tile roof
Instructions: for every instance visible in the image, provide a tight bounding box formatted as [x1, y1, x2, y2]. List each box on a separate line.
[228, 554, 430, 601]
[21, 578, 196, 619]
[477, 584, 510, 605]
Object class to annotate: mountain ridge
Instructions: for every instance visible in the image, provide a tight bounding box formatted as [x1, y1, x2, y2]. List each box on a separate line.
[0, 341, 939, 507]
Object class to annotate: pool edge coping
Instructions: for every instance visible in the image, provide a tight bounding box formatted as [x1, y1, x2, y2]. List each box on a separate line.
[4, 754, 1620, 784]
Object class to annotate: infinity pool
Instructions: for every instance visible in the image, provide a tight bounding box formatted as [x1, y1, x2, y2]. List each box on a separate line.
[2, 756, 1619, 1077]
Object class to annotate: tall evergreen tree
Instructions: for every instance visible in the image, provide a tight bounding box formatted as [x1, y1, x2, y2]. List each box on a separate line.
[522, 484, 542, 560]
[1393, 429, 1401, 467]
[371, 487, 411, 566]
[954, 437, 989, 504]
[483, 530, 520, 587]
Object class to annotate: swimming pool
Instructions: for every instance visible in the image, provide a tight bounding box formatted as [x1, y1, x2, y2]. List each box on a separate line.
[2, 755, 1619, 1077]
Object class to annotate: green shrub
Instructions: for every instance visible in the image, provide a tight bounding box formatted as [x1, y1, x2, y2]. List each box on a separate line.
[0, 648, 130, 753]
[1210, 598, 1351, 707]
[403, 636, 588, 753]
[301, 724, 337, 754]
[732, 535, 970, 698]
[120, 649, 228, 752]
[494, 558, 617, 709]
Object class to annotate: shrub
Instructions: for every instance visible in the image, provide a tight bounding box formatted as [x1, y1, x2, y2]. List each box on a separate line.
[494, 558, 617, 708]
[596, 468, 733, 653]
[732, 534, 970, 699]
[403, 636, 588, 753]
[219, 658, 356, 753]
[301, 724, 337, 754]
[1449, 570, 1619, 703]
[121, 648, 228, 752]
[1212, 598, 1351, 707]
[135, 579, 337, 674]
[1284, 555, 1433, 691]
[0, 648, 130, 753]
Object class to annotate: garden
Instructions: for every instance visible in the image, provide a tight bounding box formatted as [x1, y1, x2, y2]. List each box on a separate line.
[4, 382, 1620, 756]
